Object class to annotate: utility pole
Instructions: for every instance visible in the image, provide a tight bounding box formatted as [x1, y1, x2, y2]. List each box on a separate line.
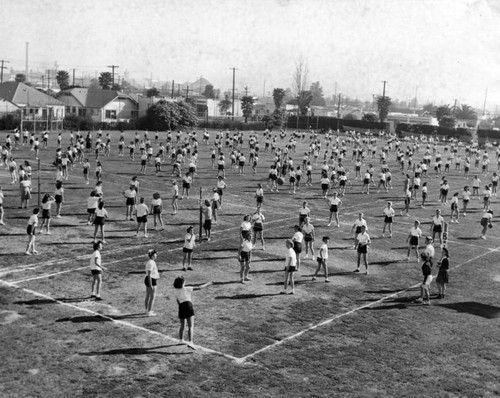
[47, 70, 51, 90]
[230, 67, 237, 120]
[72, 68, 77, 87]
[107, 65, 119, 87]
[482, 88, 488, 117]
[381, 80, 387, 99]
[0, 59, 9, 83]
[185, 85, 189, 100]
[177, 84, 180, 97]
[171, 80, 175, 99]
[337, 93, 342, 131]
[244, 86, 249, 96]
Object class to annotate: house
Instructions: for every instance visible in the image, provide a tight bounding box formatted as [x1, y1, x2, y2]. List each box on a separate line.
[0, 81, 65, 130]
[0, 98, 21, 115]
[57, 88, 138, 123]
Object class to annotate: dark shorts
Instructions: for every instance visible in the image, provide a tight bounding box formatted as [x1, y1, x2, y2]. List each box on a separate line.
[330, 205, 338, 213]
[91, 269, 102, 276]
[203, 219, 212, 230]
[144, 276, 158, 287]
[218, 165, 224, 170]
[55, 195, 63, 204]
[357, 244, 368, 254]
[240, 251, 250, 261]
[321, 183, 329, 190]
[27, 225, 36, 235]
[42, 209, 51, 219]
[178, 300, 195, 319]
[241, 230, 251, 239]
[409, 236, 419, 246]
[137, 215, 147, 223]
[304, 233, 313, 242]
[153, 206, 162, 214]
[182, 182, 191, 189]
[93, 216, 105, 226]
[87, 208, 96, 214]
[293, 242, 302, 254]
[253, 224, 263, 232]
[433, 225, 442, 233]
[384, 216, 393, 223]
[286, 265, 297, 273]
[126, 197, 135, 206]
[355, 226, 362, 234]
[256, 196, 263, 204]
[183, 247, 193, 253]
[364, 178, 370, 184]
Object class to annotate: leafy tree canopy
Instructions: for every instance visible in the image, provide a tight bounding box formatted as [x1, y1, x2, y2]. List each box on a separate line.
[377, 95, 392, 122]
[98, 72, 113, 90]
[56, 70, 70, 90]
[272, 88, 285, 109]
[202, 84, 216, 99]
[15, 73, 26, 83]
[147, 87, 160, 98]
[439, 115, 456, 128]
[241, 95, 254, 123]
[309, 81, 325, 106]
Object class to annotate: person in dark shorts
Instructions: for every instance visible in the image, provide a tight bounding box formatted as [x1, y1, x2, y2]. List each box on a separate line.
[173, 276, 211, 348]
[90, 241, 106, 301]
[436, 248, 450, 299]
[144, 249, 159, 316]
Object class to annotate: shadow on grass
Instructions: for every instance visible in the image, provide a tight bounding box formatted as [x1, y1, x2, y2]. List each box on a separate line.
[216, 293, 282, 300]
[365, 289, 404, 294]
[14, 297, 92, 305]
[0, 233, 26, 237]
[79, 344, 191, 356]
[195, 256, 236, 261]
[456, 236, 482, 240]
[56, 315, 112, 323]
[438, 301, 500, 319]
[363, 295, 417, 310]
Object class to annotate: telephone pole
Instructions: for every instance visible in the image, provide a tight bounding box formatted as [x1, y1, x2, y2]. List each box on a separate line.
[47, 70, 51, 90]
[72, 68, 77, 87]
[185, 85, 190, 100]
[245, 86, 248, 96]
[107, 65, 119, 87]
[381, 80, 387, 99]
[0, 59, 9, 84]
[230, 67, 237, 120]
[171, 80, 175, 99]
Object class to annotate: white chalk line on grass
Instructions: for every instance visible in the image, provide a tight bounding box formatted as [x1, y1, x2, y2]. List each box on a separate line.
[0, 279, 238, 361]
[236, 246, 500, 363]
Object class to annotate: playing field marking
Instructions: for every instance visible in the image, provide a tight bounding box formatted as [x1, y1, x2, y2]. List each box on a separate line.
[236, 246, 500, 363]
[0, 279, 239, 361]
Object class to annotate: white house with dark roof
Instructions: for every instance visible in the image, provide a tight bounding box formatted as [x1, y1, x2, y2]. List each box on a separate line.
[57, 88, 138, 123]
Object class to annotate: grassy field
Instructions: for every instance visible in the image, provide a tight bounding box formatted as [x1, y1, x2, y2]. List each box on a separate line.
[0, 128, 499, 398]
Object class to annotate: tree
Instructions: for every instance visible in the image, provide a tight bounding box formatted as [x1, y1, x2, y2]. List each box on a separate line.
[98, 72, 113, 90]
[143, 99, 197, 131]
[176, 101, 198, 127]
[120, 79, 137, 94]
[297, 90, 313, 115]
[310, 81, 325, 106]
[88, 78, 100, 90]
[436, 105, 451, 121]
[422, 103, 436, 115]
[271, 108, 286, 128]
[202, 84, 216, 99]
[147, 87, 160, 98]
[453, 104, 477, 120]
[439, 115, 456, 128]
[272, 88, 285, 109]
[111, 83, 122, 91]
[56, 70, 70, 90]
[362, 113, 377, 122]
[15, 73, 26, 83]
[218, 93, 232, 116]
[241, 95, 254, 123]
[377, 95, 392, 122]
[344, 113, 359, 120]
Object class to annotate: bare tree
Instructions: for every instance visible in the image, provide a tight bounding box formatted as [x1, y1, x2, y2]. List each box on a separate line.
[293, 57, 309, 96]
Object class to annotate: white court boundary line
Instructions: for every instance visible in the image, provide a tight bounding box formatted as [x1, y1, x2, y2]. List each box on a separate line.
[0, 279, 238, 361]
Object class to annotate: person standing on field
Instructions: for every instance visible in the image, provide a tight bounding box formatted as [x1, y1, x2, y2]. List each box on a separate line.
[312, 236, 330, 282]
[281, 239, 297, 294]
[90, 241, 106, 301]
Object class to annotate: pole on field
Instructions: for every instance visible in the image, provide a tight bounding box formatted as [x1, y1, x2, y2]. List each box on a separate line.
[37, 158, 41, 208]
[199, 187, 203, 243]
[442, 222, 448, 249]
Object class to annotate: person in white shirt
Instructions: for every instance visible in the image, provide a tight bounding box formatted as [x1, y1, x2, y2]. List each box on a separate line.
[354, 225, 371, 274]
[461, 186, 471, 215]
[150, 192, 164, 231]
[251, 207, 265, 249]
[0, 185, 5, 225]
[301, 217, 315, 259]
[135, 197, 149, 238]
[327, 192, 342, 227]
[381, 202, 395, 238]
[172, 180, 179, 214]
[173, 276, 211, 348]
[480, 209, 493, 239]
[201, 199, 213, 241]
[144, 249, 159, 316]
[351, 213, 367, 248]
[123, 185, 137, 220]
[430, 209, 444, 247]
[238, 235, 254, 283]
[182, 226, 196, 270]
[93, 200, 108, 244]
[406, 220, 422, 261]
[25, 208, 39, 255]
[281, 239, 297, 294]
[312, 236, 330, 282]
[298, 201, 310, 226]
[292, 225, 304, 271]
[90, 241, 106, 301]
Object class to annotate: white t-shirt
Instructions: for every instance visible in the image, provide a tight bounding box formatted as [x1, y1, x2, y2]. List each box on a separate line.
[145, 259, 159, 279]
[383, 207, 395, 217]
[292, 231, 304, 243]
[410, 227, 422, 237]
[357, 232, 371, 245]
[175, 286, 193, 304]
[90, 250, 102, 270]
[285, 247, 297, 267]
[318, 242, 328, 259]
[184, 233, 196, 249]
[136, 203, 149, 217]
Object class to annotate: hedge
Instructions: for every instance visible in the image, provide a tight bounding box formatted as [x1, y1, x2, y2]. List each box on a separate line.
[396, 123, 472, 140]
[0, 113, 21, 130]
[286, 116, 388, 131]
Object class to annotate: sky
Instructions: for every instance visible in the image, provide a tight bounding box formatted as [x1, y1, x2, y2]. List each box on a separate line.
[2, 0, 500, 110]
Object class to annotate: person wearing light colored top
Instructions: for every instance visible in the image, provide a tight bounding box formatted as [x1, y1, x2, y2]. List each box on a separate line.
[123, 185, 137, 220]
[26, 208, 39, 255]
[480, 209, 493, 239]
[251, 207, 265, 249]
[93, 201, 108, 244]
[0, 186, 4, 225]
[461, 186, 471, 215]
[281, 239, 297, 294]
[354, 225, 371, 274]
[351, 213, 367, 248]
[90, 241, 106, 301]
[182, 226, 196, 270]
[172, 180, 179, 214]
[238, 235, 254, 283]
[298, 201, 310, 226]
[201, 199, 212, 241]
[172, 276, 211, 348]
[301, 217, 315, 259]
[327, 190, 342, 227]
[144, 249, 159, 316]
[292, 225, 304, 271]
[381, 202, 395, 238]
[430, 209, 444, 247]
[135, 197, 149, 238]
[150, 193, 164, 231]
[406, 220, 423, 261]
[312, 236, 330, 282]
[240, 215, 252, 241]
